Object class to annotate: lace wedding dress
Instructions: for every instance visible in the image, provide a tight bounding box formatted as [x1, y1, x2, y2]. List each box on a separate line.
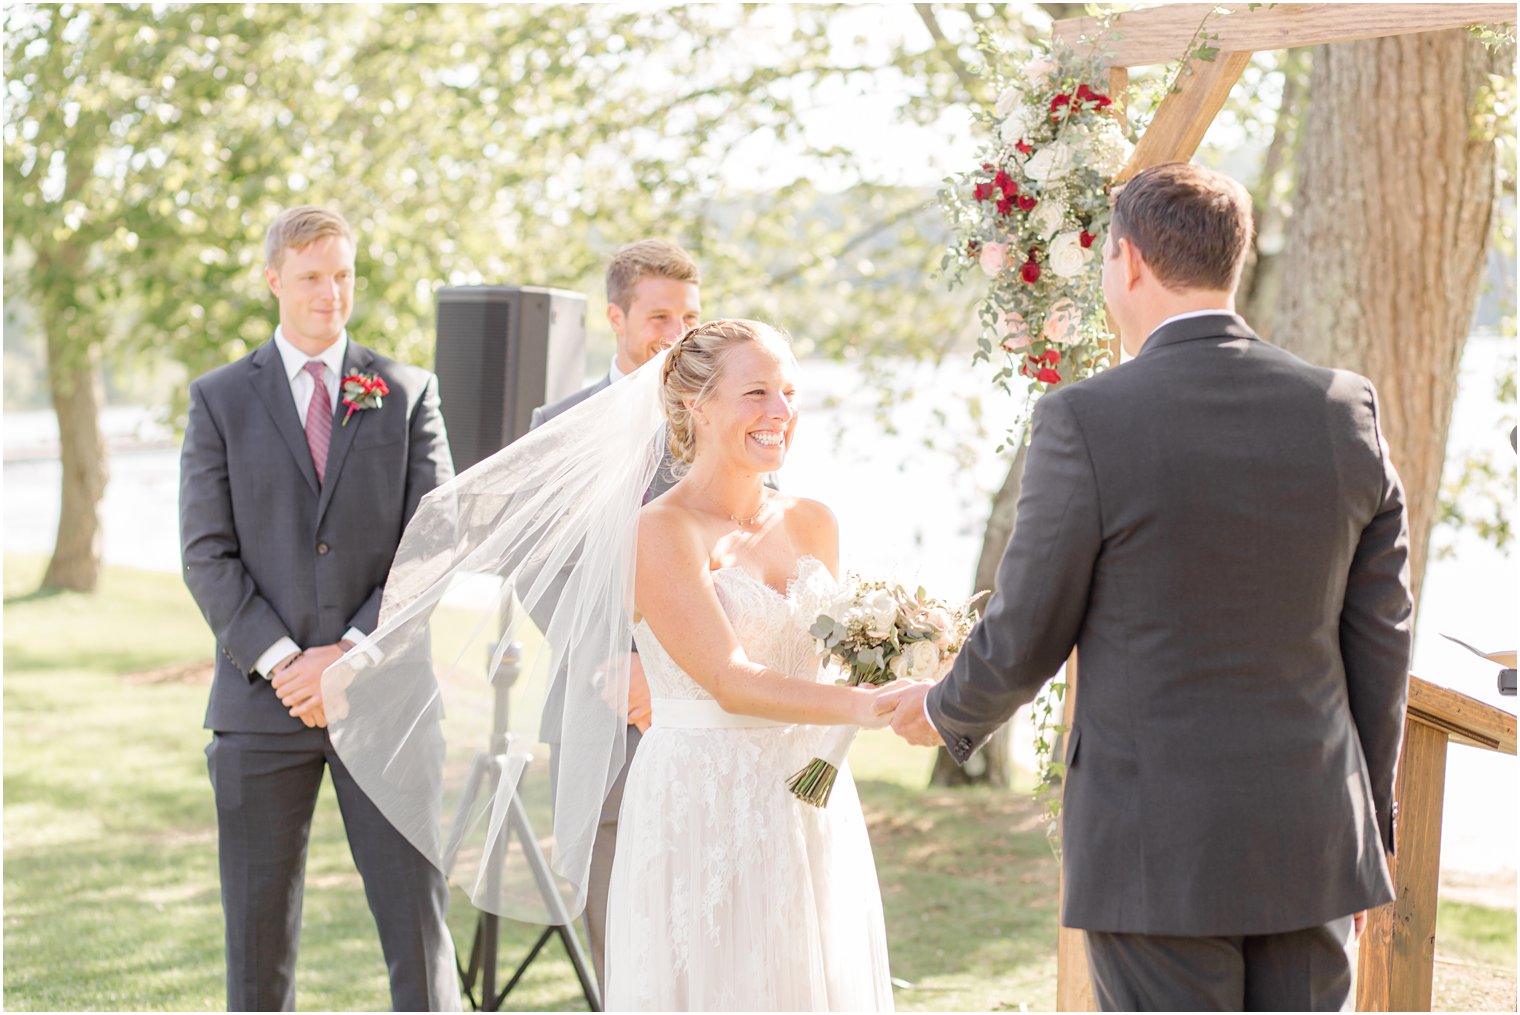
[603, 556, 895, 1012]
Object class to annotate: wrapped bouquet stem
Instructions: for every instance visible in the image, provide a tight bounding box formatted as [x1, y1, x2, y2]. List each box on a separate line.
[787, 579, 985, 807]
[786, 725, 859, 807]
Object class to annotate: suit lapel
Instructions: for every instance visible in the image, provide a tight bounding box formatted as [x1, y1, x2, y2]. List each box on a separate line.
[315, 342, 375, 526]
[251, 340, 321, 496]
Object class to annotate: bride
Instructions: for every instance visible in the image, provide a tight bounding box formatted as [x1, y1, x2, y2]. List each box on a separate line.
[321, 319, 896, 1013]
[606, 320, 896, 1010]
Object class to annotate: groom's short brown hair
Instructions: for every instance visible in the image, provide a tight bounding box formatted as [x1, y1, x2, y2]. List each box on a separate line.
[1111, 163, 1253, 292]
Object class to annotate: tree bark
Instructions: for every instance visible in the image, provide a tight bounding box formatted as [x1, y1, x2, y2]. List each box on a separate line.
[929, 439, 1028, 788]
[1273, 30, 1507, 604]
[37, 242, 108, 593]
[1237, 50, 1308, 338]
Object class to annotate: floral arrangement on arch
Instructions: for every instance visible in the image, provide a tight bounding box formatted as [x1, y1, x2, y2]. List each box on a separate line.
[941, 44, 1132, 405]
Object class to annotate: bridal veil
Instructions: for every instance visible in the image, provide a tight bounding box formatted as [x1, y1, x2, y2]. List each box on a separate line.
[321, 351, 669, 923]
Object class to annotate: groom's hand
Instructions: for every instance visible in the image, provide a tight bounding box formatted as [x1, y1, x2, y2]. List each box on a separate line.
[879, 680, 945, 748]
[273, 643, 344, 727]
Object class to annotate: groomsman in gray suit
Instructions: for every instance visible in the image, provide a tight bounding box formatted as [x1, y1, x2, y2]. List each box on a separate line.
[530, 239, 702, 990]
[886, 163, 1413, 1011]
[181, 206, 460, 1010]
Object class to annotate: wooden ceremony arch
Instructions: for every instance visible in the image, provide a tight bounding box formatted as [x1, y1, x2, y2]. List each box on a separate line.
[1043, 4, 1518, 1010]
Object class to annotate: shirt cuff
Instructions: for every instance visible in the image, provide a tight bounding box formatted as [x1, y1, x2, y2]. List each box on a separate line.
[255, 637, 301, 680]
[341, 627, 386, 668]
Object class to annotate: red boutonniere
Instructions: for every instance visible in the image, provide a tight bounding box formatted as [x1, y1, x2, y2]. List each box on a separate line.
[340, 371, 389, 426]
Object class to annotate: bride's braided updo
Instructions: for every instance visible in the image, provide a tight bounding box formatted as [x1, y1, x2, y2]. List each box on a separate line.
[661, 319, 790, 475]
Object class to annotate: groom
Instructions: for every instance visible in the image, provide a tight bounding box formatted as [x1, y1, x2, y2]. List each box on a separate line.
[181, 206, 460, 1010]
[886, 163, 1413, 1011]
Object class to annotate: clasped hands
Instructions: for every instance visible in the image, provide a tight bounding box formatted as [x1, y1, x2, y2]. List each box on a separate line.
[859, 678, 945, 747]
[271, 642, 351, 728]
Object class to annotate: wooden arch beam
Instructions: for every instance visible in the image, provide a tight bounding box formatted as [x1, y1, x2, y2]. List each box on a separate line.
[1055, 3, 1516, 68]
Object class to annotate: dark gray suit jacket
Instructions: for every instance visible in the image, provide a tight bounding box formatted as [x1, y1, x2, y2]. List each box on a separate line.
[928, 313, 1412, 937]
[181, 337, 454, 733]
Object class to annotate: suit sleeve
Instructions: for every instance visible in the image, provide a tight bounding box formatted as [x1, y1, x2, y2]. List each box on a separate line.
[1340, 380, 1414, 855]
[928, 392, 1103, 763]
[180, 381, 295, 678]
[345, 373, 455, 634]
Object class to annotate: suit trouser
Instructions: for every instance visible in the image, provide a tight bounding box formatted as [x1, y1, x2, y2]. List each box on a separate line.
[1084, 916, 1355, 1012]
[206, 728, 460, 1012]
[549, 723, 642, 994]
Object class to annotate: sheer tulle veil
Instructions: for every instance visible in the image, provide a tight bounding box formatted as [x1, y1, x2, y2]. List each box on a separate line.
[321, 350, 670, 923]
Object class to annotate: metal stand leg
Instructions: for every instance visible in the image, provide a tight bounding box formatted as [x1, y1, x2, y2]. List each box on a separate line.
[445, 639, 603, 1012]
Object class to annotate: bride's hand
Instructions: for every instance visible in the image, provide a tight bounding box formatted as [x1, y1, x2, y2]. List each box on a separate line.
[851, 684, 899, 729]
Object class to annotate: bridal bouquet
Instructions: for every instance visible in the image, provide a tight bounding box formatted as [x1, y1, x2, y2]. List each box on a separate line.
[787, 578, 985, 806]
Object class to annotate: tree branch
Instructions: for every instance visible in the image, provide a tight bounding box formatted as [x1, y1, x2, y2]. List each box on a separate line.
[915, 4, 978, 94]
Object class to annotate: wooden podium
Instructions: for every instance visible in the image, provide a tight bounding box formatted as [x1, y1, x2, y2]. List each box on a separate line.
[1054, 670, 1518, 1011]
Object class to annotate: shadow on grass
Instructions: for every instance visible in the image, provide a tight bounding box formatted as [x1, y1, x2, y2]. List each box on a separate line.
[4, 585, 68, 607]
[857, 777, 1060, 1001]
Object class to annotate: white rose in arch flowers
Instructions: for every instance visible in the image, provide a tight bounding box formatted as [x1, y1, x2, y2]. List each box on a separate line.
[1024, 56, 1058, 86]
[995, 85, 1022, 119]
[1023, 140, 1075, 184]
[1031, 199, 1065, 239]
[1048, 230, 1094, 279]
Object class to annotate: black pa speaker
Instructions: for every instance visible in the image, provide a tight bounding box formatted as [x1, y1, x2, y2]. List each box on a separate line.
[434, 286, 587, 473]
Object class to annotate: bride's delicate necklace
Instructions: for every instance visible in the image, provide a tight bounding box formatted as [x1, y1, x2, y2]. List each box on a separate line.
[725, 491, 767, 528]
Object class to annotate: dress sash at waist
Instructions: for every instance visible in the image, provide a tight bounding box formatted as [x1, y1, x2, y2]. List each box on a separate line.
[651, 697, 790, 730]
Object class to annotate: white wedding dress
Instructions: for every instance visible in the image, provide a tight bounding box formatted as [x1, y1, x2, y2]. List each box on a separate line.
[603, 555, 895, 1012]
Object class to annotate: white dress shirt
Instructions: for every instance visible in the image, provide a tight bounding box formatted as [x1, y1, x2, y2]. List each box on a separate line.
[273, 326, 347, 426]
[253, 327, 367, 679]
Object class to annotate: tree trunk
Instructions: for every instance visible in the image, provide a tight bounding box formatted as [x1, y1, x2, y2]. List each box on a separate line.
[929, 440, 1028, 788]
[1237, 50, 1308, 339]
[40, 310, 108, 594]
[1273, 30, 1507, 605]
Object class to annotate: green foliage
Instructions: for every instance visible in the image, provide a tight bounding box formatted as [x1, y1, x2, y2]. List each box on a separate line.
[3, 4, 1053, 416]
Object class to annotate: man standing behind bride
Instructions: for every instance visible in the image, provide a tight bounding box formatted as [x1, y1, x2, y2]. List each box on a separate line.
[887, 162, 1414, 1012]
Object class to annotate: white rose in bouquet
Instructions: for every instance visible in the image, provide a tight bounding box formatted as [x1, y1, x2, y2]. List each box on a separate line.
[1024, 140, 1075, 184]
[863, 589, 898, 639]
[1048, 230, 1094, 279]
[1031, 199, 1066, 239]
[890, 640, 942, 681]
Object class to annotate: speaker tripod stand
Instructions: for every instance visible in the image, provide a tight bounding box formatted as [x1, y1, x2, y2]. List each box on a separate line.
[444, 640, 602, 1012]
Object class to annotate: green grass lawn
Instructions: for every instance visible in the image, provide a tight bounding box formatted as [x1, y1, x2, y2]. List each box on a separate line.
[3, 554, 1513, 1011]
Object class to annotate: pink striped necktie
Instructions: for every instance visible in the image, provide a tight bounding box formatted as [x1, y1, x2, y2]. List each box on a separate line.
[303, 360, 333, 485]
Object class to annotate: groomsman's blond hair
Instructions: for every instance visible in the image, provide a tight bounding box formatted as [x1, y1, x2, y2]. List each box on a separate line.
[265, 206, 355, 271]
[605, 239, 701, 310]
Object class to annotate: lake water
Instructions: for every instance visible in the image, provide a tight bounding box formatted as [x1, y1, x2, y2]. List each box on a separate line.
[4, 337, 1514, 877]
